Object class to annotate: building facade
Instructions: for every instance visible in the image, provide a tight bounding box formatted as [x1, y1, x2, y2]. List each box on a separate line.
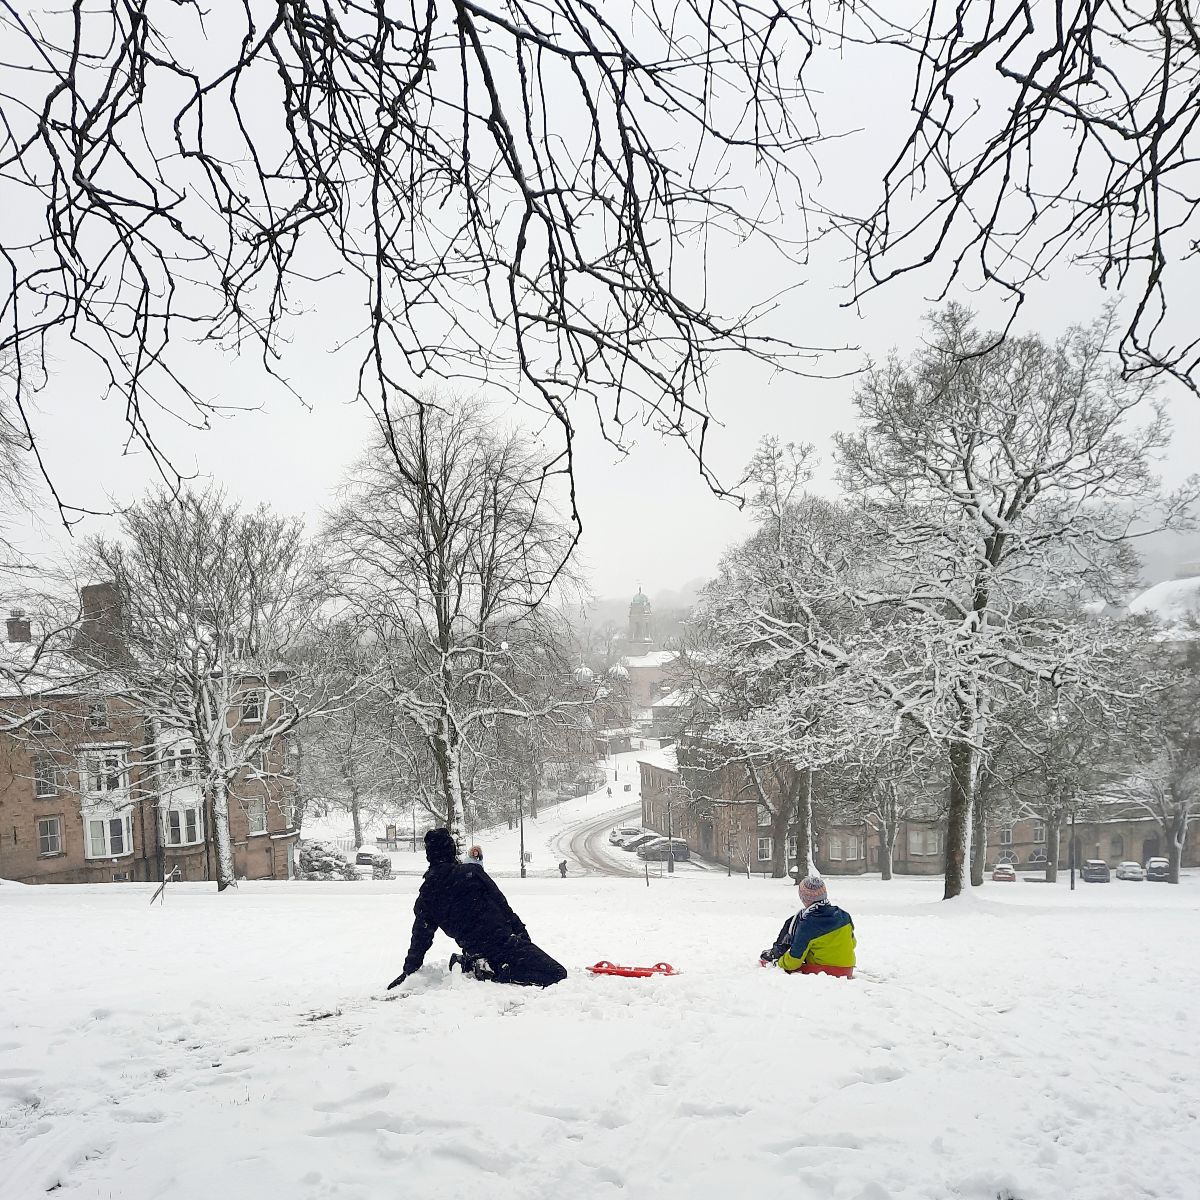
[0, 606, 298, 886]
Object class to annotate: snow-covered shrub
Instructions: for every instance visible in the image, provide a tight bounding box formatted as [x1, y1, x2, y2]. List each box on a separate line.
[296, 840, 360, 882]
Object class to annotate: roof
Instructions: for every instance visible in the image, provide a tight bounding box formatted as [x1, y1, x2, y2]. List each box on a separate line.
[637, 744, 679, 773]
[652, 688, 692, 709]
[621, 650, 677, 669]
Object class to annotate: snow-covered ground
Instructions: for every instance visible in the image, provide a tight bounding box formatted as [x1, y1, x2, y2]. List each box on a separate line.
[4, 853, 1199, 1200]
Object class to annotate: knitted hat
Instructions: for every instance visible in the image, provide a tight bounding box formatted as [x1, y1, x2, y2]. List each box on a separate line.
[424, 828, 458, 864]
[797, 874, 828, 907]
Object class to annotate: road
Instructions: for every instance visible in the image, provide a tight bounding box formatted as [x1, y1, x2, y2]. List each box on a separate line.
[551, 801, 644, 877]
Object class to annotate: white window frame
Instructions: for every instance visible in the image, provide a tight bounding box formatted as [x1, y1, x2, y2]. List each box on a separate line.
[756, 804, 772, 828]
[33, 756, 57, 798]
[757, 835, 773, 862]
[996, 850, 1018, 865]
[163, 805, 205, 848]
[37, 815, 62, 856]
[1032, 822, 1047, 845]
[907, 828, 943, 857]
[785, 834, 798, 862]
[247, 796, 268, 836]
[241, 690, 264, 724]
[828, 835, 844, 861]
[30, 711, 51, 735]
[998, 826, 1013, 846]
[1028, 847, 1048, 863]
[85, 812, 132, 859]
[85, 700, 108, 730]
[82, 748, 128, 797]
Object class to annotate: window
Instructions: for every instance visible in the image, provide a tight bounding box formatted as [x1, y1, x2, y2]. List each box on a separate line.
[828, 835, 844, 861]
[179, 747, 196, 780]
[1032, 822, 1047, 845]
[37, 816, 62, 856]
[163, 806, 204, 847]
[85, 813, 131, 858]
[756, 804, 772, 828]
[242, 690, 263, 723]
[1029, 847, 1048, 864]
[247, 797, 267, 835]
[785, 834, 798, 862]
[998, 826, 1013, 846]
[84, 750, 127, 796]
[30, 711, 51, 735]
[846, 835, 863, 860]
[86, 701, 108, 730]
[996, 850, 1018, 865]
[33, 757, 57, 798]
[112, 872, 131, 882]
[757, 835, 773, 862]
[1110, 835, 1124, 858]
[907, 828, 944, 856]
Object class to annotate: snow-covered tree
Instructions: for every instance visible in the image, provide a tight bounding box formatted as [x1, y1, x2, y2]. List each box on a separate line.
[685, 442, 865, 879]
[324, 399, 581, 847]
[831, 306, 1197, 898]
[84, 487, 339, 892]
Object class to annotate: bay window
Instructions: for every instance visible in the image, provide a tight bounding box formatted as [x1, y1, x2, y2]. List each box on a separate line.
[163, 806, 204, 847]
[86, 813, 132, 858]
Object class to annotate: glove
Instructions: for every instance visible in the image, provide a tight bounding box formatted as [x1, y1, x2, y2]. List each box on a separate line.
[386, 972, 408, 990]
[760, 948, 778, 963]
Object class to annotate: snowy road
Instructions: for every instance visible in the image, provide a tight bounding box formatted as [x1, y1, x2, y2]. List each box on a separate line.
[552, 801, 642, 876]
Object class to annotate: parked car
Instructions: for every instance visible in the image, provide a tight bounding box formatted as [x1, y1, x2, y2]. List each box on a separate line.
[1080, 859, 1110, 882]
[619, 834, 661, 853]
[1115, 861, 1145, 881]
[355, 850, 387, 867]
[991, 863, 1017, 882]
[637, 838, 690, 862]
[609, 825, 644, 846]
[1145, 856, 1171, 882]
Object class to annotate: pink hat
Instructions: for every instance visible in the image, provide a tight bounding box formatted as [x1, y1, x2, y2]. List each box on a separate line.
[797, 874, 828, 907]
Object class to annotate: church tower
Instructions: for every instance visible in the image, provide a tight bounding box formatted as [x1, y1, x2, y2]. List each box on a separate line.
[627, 587, 654, 649]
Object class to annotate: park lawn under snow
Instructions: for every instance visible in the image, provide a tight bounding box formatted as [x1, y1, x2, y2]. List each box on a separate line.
[3, 869, 1199, 1200]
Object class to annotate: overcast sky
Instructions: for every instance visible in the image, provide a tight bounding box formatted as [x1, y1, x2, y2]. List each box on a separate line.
[10, 15, 1200, 602]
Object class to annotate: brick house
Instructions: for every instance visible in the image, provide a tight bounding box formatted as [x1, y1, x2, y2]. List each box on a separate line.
[0, 606, 298, 886]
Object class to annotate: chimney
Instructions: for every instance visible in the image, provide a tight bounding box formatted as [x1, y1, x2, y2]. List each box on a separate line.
[74, 582, 127, 665]
[6, 609, 30, 643]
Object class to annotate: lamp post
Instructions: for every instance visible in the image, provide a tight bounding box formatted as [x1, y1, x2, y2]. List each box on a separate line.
[518, 790, 527, 879]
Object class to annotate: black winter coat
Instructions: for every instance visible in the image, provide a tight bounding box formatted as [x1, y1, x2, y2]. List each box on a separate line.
[402, 860, 530, 975]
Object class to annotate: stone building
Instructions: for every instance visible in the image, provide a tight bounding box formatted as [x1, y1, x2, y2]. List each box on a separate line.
[0, 599, 298, 886]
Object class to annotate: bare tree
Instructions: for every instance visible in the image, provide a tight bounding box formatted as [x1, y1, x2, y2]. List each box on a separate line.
[84, 486, 339, 891]
[0, 2, 825, 511]
[324, 399, 581, 846]
[848, 3, 1200, 397]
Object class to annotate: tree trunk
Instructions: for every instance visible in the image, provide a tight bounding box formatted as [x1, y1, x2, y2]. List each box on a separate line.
[1044, 815, 1062, 883]
[879, 820, 894, 880]
[770, 805, 790, 879]
[1168, 807, 1187, 883]
[530, 764, 539, 820]
[944, 738, 976, 900]
[793, 768, 812, 877]
[431, 718, 465, 848]
[210, 779, 236, 892]
[970, 784, 987, 887]
[349, 789, 364, 851]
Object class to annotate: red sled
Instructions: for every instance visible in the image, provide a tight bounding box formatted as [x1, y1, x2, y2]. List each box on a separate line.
[587, 960, 677, 978]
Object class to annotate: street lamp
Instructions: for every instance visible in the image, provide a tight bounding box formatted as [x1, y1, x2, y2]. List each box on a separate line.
[517, 790, 527, 879]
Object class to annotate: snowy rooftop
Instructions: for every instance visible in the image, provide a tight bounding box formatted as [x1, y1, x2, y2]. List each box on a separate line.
[636, 743, 678, 773]
[621, 650, 677, 668]
[652, 688, 692, 709]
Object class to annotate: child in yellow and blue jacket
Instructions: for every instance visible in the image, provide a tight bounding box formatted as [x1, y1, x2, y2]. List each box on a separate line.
[761, 874, 856, 978]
